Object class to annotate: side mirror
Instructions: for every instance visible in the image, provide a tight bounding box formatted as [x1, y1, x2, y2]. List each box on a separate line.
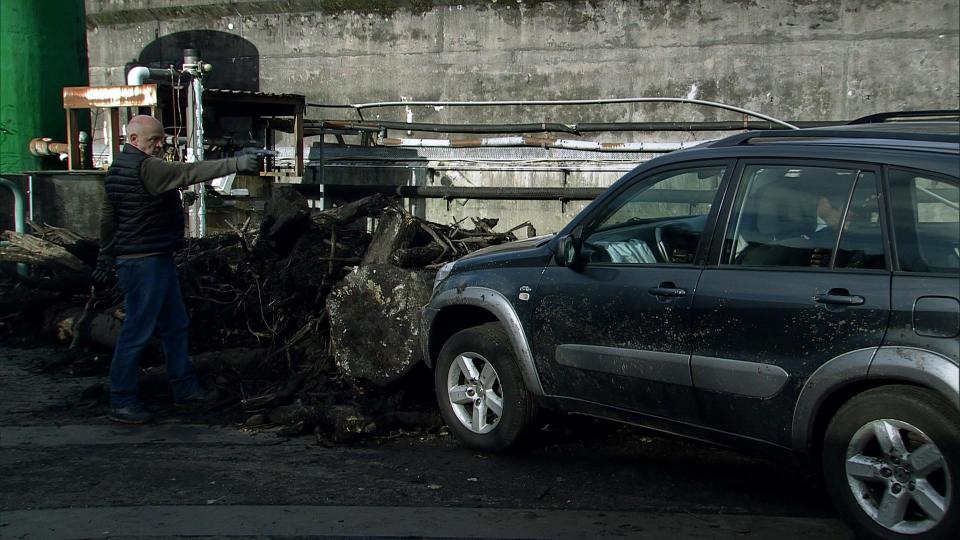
[554, 232, 583, 269]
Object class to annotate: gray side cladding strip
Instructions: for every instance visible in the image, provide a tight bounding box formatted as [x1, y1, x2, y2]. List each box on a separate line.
[555, 344, 693, 386]
[691, 355, 790, 398]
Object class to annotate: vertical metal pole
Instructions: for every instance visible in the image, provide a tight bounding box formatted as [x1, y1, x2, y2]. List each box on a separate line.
[65, 109, 80, 170]
[0, 176, 28, 276]
[193, 75, 206, 238]
[318, 129, 326, 209]
[265, 124, 275, 172]
[108, 108, 121, 165]
[185, 79, 197, 237]
[184, 49, 206, 238]
[27, 175, 33, 223]
[294, 103, 304, 177]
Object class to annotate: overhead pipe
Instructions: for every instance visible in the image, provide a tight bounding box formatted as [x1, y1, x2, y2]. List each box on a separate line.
[0, 176, 28, 276]
[375, 134, 714, 152]
[296, 183, 717, 203]
[296, 183, 606, 201]
[163, 135, 260, 148]
[314, 119, 840, 135]
[311, 97, 799, 129]
[126, 66, 178, 86]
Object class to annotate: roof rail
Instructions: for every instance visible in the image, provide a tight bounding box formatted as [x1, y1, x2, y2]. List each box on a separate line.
[711, 129, 960, 147]
[848, 110, 960, 124]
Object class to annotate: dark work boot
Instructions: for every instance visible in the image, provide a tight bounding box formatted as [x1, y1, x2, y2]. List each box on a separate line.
[107, 405, 155, 424]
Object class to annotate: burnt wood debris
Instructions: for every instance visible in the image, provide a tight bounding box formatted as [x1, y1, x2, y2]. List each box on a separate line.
[0, 190, 531, 442]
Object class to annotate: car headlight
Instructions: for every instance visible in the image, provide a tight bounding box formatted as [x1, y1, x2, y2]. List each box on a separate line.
[433, 261, 456, 291]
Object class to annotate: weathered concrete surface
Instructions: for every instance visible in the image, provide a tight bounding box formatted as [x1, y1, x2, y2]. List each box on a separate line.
[85, 0, 959, 122]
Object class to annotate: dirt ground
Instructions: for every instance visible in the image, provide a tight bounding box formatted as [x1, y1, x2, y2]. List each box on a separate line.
[0, 345, 851, 539]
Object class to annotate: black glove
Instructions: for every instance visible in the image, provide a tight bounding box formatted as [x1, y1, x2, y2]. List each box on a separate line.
[181, 190, 198, 207]
[236, 154, 260, 174]
[92, 255, 115, 287]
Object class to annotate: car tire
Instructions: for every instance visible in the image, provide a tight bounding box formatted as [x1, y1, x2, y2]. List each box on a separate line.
[435, 322, 536, 451]
[822, 385, 960, 540]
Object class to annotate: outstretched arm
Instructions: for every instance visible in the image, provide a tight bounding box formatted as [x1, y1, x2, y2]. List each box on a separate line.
[140, 157, 244, 195]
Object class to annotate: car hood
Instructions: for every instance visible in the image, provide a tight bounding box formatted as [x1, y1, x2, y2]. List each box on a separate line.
[457, 234, 556, 262]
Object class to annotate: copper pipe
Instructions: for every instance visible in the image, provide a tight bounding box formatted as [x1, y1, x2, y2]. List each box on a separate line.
[28, 138, 70, 157]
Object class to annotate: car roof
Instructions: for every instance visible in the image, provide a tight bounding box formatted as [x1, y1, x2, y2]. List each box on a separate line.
[832, 121, 959, 136]
[646, 124, 960, 178]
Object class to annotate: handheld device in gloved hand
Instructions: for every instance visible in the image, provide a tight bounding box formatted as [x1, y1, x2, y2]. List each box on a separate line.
[91, 254, 116, 287]
[236, 148, 277, 174]
[236, 154, 260, 174]
[239, 147, 278, 157]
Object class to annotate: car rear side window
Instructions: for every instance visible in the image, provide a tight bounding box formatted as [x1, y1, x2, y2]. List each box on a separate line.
[723, 165, 885, 270]
[887, 169, 960, 274]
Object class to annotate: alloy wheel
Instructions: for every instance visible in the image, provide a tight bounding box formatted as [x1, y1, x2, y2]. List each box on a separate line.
[445, 352, 504, 434]
[844, 418, 953, 535]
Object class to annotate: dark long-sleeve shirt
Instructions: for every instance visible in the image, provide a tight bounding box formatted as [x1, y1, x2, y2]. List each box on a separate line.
[99, 154, 242, 257]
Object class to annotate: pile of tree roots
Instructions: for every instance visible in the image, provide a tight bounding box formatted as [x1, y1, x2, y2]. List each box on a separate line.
[0, 189, 529, 441]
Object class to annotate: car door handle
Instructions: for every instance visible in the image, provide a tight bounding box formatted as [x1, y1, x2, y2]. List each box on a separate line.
[649, 286, 687, 297]
[814, 293, 865, 305]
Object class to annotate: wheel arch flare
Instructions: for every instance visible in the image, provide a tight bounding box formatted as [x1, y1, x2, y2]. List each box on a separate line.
[423, 286, 545, 397]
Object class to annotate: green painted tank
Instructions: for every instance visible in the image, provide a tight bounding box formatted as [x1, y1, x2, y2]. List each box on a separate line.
[0, 0, 88, 173]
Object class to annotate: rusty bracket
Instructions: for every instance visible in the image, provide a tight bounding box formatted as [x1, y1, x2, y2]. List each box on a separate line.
[62, 84, 160, 170]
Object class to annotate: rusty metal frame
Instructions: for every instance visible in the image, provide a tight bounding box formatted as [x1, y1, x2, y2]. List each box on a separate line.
[62, 84, 160, 170]
[202, 89, 305, 176]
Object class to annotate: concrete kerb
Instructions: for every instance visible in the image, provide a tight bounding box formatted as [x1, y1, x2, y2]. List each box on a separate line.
[0, 504, 849, 539]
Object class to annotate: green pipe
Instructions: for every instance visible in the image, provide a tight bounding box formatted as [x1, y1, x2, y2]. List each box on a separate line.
[0, 176, 28, 276]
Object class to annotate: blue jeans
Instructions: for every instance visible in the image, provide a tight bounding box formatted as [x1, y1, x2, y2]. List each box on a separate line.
[109, 254, 199, 408]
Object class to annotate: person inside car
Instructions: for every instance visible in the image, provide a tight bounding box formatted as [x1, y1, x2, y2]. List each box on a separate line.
[806, 190, 851, 267]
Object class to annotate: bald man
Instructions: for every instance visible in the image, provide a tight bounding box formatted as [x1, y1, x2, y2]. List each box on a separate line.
[97, 115, 259, 423]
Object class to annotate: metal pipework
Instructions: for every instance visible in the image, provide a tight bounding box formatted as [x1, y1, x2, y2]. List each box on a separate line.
[297, 183, 718, 203]
[28, 133, 89, 164]
[315, 119, 841, 135]
[126, 66, 178, 85]
[298, 183, 605, 201]
[163, 135, 260, 148]
[375, 134, 714, 152]
[181, 48, 213, 238]
[0, 176, 28, 276]
[311, 97, 799, 130]
[28, 137, 69, 157]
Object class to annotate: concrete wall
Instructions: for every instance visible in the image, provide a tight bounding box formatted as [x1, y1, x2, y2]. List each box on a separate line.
[85, 0, 959, 120]
[84, 0, 960, 233]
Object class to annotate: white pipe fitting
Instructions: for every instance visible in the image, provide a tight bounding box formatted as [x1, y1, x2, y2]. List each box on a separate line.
[126, 66, 150, 86]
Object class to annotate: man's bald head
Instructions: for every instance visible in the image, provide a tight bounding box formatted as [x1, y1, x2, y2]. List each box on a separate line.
[127, 115, 164, 157]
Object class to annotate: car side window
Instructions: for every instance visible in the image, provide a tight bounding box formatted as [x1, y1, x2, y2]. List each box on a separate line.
[834, 173, 885, 270]
[722, 165, 884, 270]
[887, 169, 960, 274]
[581, 166, 725, 265]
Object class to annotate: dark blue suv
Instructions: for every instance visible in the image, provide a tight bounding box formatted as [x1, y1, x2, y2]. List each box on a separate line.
[422, 118, 960, 540]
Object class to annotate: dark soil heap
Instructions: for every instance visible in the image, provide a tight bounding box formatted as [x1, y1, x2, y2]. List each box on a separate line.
[0, 191, 528, 442]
